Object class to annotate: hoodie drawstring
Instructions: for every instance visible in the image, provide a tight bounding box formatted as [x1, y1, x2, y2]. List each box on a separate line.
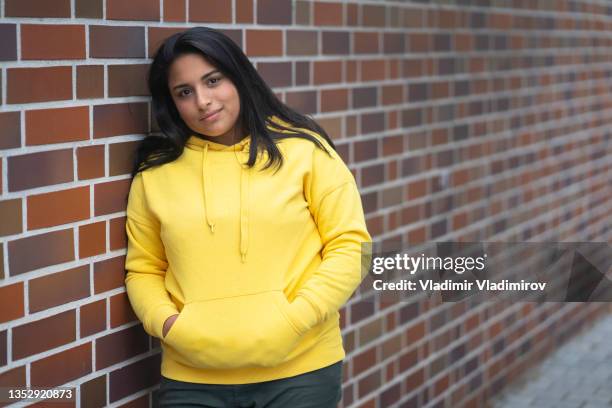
[201, 141, 250, 263]
[239, 161, 250, 263]
[202, 144, 215, 233]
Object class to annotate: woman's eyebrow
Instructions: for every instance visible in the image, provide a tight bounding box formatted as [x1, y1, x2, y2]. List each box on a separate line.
[171, 69, 220, 91]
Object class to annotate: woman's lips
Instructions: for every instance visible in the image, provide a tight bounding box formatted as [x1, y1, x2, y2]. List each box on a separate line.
[200, 109, 222, 122]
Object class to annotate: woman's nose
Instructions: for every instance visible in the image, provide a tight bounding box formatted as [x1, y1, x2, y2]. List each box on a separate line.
[196, 89, 212, 109]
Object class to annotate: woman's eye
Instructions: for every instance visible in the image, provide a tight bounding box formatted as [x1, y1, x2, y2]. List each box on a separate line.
[178, 89, 192, 97]
[208, 77, 221, 85]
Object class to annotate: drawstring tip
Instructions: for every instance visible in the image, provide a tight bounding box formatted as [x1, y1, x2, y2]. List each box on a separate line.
[241, 253, 246, 263]
[209, 223, 215, 233]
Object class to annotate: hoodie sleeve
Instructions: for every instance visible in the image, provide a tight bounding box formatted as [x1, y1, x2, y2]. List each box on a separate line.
[286, 139, 372, 334]
[124, 172, 179, 339]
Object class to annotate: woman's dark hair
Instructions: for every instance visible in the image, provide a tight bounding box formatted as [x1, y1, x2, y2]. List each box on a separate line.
[132, 26, 335, 177]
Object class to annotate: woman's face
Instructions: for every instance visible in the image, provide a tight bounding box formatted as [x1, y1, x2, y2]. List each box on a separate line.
[168, 53, 242, 145]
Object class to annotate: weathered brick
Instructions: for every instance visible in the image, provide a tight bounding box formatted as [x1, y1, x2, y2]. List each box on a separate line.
[90, 26, 145, 58]
[93, 103, 148, 138]
[189, 0, 231, 23]
[6, 0, 70, 17]
[31, 343, 92, 387]
[96, 325, 148, 369]
[0, 283, 24, 323]
[107, 0, 160, 21]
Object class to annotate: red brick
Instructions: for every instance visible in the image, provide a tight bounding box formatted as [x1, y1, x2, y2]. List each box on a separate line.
[0, 366, 26, 387]
[29, 266, 90, 313]
[353, 348, 376, 376]
[80, 375, 107, 408]
[0, 283, 24, 323]
[7, 66, 72, 104]
[163, 0, 186, 22]
[321, 89, 349, 112]
[80, 299, 107, 337]
[6, 0, 70, 17]
[96, 325, 148, 369]
[0, 198, 22, 237]
[108, 64, 149, 97]
[8, 229, 74, 276]
[27, 186, 90, 230]
[314, 2, 343, 26]
[109, 141, 140, 176]
[354, 32, 379, 54]
[147, 27, 187, 58]
[189, 0, 231, 23]
[0, 245, 4, 279]
[21, 25, 85, 60]
[8, 149, 73, 192]
[12, 310, 75, 359]
[0, 111, 21, 150]
[314, 60, 342, 84]
[107, 0, 160, 21]
[246, 30, 283, 57]
[77, 145, 105, 180]
[236, 0, 254, 23]
[94, 178, 131, 216]
[77, 65, 104, 99]
[94, 256, 126, 294]
[361, 60, 386, 81]
[0, 331, 5, 367]
[93, 103, 148, 138]
[109, 216, 127, 251]
[362, 4, 386, 27]
[31, 343, 92, 387]
[357, 369, 381, 398]
[79, 221, 106, 259]
[26, 106, 89, 146]
[110, 292, 137, 327]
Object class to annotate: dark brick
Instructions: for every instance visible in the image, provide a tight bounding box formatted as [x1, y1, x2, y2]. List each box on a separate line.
[286, 30, 318, 55]
[80, 375, 107, 408]
[401, 108, 423, 127]
[90, 26, 145, 58]
[353, 87, 377, 109]
[257, 0, 292, 24]
[257, 62, 292, 88]
[408, 83, 428, 102]
[76, 0, 103, 18]
[109, 355, 161, 402]
[8, 149, 73, 192]
[361, 112, 385, 134]
[93, 103, 148, 138]
[322, 31, 350, 55]
[96, 325, 149, 369]
[8, 229, 74, 276]
[12, 310, 75, 359]
[285, 90, 317, 115]
[0, 24, 17, 61]
[31, 343, 91, 387]
[433, 34, 451, 51]
[6, 0, 70, 17]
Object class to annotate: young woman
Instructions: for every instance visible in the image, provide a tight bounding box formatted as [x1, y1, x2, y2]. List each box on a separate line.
[125, 26, 371, 407]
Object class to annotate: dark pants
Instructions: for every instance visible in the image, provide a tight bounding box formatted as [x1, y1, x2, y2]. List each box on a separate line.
[156, 361, 343, 408]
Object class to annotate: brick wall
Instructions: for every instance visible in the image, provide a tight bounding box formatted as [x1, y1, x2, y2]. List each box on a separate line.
[0, 0, 610, 407]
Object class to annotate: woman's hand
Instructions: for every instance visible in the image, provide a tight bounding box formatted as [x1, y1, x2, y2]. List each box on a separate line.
[162, 314, 180, 338]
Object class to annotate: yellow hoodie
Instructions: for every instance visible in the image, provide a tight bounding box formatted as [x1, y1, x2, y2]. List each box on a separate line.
[124, 116, 371, 384]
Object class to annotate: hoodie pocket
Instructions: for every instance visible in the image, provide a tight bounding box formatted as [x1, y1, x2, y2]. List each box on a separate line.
[163, 291, 304, 369]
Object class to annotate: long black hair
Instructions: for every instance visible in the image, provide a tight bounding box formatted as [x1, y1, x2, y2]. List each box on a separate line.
[132, 26, 335, 177]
